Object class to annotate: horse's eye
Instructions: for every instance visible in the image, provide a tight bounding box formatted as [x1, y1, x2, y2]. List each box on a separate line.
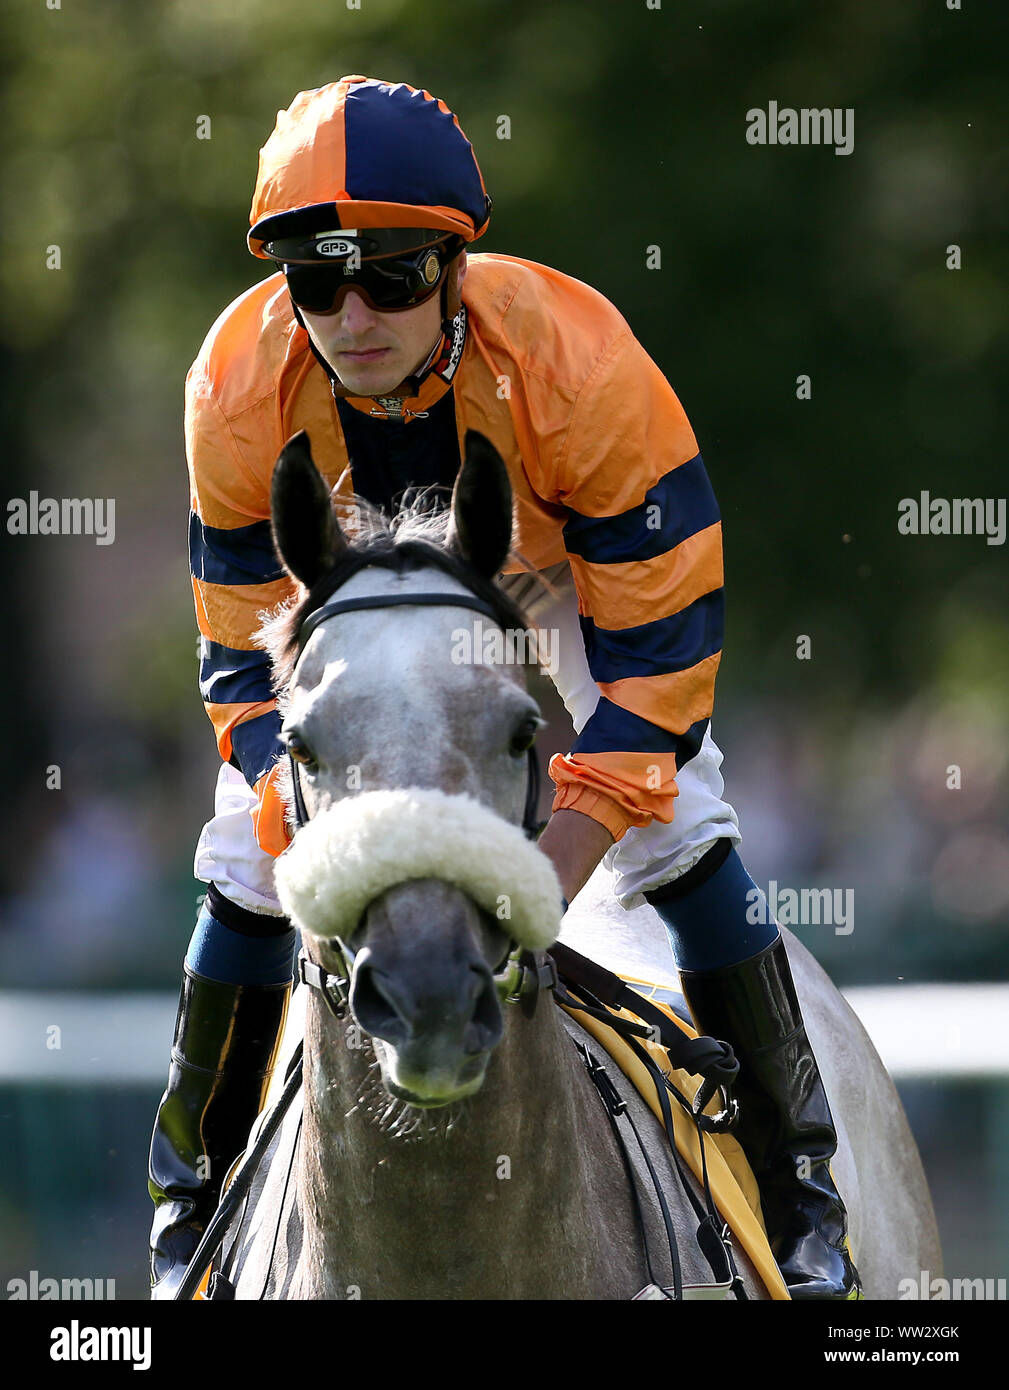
[283, 732, 318, 771]
[509, 717, 541, 757]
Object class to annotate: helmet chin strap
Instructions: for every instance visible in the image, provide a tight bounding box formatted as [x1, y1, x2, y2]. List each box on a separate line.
[291, 262, 463, 403]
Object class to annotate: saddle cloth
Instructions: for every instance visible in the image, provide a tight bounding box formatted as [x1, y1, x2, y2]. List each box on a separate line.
[558, 974, 791, 1300]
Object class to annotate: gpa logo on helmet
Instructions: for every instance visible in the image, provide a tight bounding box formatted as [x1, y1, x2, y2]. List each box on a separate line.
[315, 238, 359, 258]
[421, 251, 441, 284]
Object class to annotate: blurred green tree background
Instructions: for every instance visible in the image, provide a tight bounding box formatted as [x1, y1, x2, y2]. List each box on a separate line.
[0, 0, 1006, 1304]
[0, 0, 1006, 987]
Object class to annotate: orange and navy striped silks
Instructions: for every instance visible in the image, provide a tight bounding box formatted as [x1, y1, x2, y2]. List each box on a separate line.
[248, 76, 492, 256]
[187, 251, 723, 853]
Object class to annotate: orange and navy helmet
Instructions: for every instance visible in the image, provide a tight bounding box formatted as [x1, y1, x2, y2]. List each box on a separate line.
[248, 76, 492, 260]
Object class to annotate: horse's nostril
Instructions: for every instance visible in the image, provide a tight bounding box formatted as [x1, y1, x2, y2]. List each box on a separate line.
[464, 968, 503, 1055]
[351, 963, 408, 1047]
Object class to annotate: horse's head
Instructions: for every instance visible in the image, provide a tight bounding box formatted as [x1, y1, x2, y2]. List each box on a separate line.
[259, 430, 563, 1108]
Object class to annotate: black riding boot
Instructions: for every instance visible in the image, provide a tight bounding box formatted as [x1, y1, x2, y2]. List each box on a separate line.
[148, 967, 290, 1299]
[678, 936, 860, 1299]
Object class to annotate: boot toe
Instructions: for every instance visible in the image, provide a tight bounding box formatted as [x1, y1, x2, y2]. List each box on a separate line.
[776, 1229, 861, 1300]
[149, 1205, 205, 1300]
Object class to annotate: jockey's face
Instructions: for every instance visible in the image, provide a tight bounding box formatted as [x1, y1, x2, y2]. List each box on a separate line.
[300, 251, 467, 397]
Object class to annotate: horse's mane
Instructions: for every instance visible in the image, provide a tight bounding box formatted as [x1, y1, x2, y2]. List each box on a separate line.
[254, 491, 537, 705]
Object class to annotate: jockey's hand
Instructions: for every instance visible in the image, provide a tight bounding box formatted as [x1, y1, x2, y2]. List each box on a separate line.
[537, 808, 614, 909]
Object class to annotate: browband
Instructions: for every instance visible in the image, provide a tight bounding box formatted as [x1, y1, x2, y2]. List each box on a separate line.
[297, 590, 504, 654]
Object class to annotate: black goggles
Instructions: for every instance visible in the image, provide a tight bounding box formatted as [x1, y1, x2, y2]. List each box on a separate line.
[269, 230, 460, 316]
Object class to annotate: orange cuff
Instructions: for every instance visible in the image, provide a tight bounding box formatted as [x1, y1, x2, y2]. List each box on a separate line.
[548, 750, 680, 842]
[549, 781, 644, 842]
[251, 763, 293, 859]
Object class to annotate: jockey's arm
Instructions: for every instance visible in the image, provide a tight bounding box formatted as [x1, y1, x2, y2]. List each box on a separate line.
[537, 807, 615, 905]
[186, 363, 295, 857]
[541, 325, 724, 880]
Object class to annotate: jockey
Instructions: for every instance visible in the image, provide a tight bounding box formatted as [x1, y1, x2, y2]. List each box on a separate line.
[149, 75, 860, 1301]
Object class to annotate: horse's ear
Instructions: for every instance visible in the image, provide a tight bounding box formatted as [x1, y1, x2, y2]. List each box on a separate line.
[270, 431, 348, 587]
[445, 430, 513, 579]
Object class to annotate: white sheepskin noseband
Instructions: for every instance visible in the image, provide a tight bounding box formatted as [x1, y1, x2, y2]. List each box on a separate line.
[273, 788, 564, 951]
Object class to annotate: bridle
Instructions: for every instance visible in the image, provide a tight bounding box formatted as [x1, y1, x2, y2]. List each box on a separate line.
[288, 587, 543, 841]
[285, 583, 555, 1017]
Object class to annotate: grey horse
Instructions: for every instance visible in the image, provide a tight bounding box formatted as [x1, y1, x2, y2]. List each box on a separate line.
[217, 430, 941, 1300]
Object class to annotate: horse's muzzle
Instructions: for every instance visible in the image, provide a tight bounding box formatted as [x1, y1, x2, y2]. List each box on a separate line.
[348, 881, 506, 1105]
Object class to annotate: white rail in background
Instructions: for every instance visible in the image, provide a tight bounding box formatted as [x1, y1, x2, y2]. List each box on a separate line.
[0, 984, 1006, 1083]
